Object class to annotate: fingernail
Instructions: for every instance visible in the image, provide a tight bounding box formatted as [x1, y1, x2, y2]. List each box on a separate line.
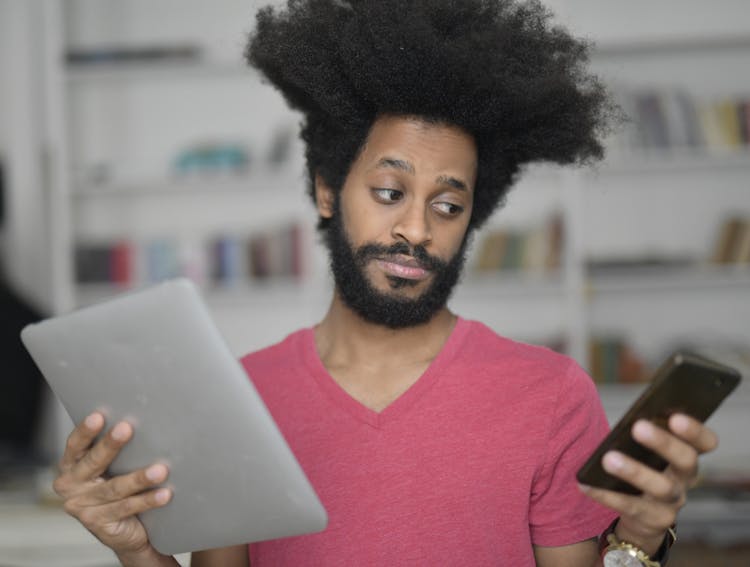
[146, 464, 167, 482]
[671, 414, 690, 431]
[85, 413, 102, 429]
[111, 422, 130, 441]
[578, 484, 591, 493]
[633, 420, 653, 440]
[603, 452, 625, 471]
[154, 488, 171, 505]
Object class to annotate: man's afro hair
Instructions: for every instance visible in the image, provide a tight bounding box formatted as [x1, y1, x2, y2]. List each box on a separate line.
[246, 0, 616, 230]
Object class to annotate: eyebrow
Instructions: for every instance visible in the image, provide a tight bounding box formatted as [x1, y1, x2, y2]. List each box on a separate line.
[376, 157, 414, 175]
[375, 157, 469, 192]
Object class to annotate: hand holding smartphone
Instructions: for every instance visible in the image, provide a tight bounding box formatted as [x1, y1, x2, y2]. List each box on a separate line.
[577, 351, 742, 494]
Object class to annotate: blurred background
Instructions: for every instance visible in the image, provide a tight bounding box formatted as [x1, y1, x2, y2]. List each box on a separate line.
[0, 0, 748, 565]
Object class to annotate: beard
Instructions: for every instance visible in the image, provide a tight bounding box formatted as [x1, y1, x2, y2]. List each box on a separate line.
[324, 203, 469, 329]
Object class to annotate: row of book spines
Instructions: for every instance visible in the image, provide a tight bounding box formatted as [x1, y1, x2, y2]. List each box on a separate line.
[74, 224, 304, 286]
[588, 338, 647, 384]
[618, 90, 750, 151]
[474, 215, 564, 273]
[711, 216, 750, 265]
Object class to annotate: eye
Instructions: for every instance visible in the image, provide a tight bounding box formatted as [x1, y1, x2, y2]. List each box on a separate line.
[432, 201, 464, 217]
[372, 188, 403, 203]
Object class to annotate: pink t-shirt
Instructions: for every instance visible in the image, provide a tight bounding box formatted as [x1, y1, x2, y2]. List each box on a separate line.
[241, 318, 616, 565]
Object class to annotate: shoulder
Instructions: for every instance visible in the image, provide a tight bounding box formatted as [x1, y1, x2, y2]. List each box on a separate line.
[455, 318, 597, 401]
[458, 318, 578, 375]
[239, 327, 310, 382]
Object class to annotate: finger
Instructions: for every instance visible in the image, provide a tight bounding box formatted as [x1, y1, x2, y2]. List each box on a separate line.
[78, 463, 169, 506]
[669, 413, 719, 454]
[631, 419, 699, 477]
[71, 421, 133, 482]
[579, 484, 677, 532]
[601, 451, 684, 504]
[100, 487, 172, 522]
[75, 486, 172, 529]
[59, 412, 106, 472]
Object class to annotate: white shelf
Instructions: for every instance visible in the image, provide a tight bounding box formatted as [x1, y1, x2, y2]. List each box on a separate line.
[593, 33, 750, 57]
[593, 148, 750, 176]
[587, 264, 750, 294]
[74, 277, 329, 310]
[462, 271, 565, 297]
[71, 169, 306, 198]
[66, 60, 251, 84]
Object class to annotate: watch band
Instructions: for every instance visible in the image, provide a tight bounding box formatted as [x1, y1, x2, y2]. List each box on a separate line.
[598, 518, 677, 566]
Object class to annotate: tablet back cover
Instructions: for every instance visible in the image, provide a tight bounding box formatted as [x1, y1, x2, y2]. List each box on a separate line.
[21, 279, 327, 554]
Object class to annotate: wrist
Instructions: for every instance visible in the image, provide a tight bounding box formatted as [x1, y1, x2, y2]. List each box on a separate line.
[599, 518, 676, 567]
[116, 544, 177, 567]
[613, 523, 666, 557]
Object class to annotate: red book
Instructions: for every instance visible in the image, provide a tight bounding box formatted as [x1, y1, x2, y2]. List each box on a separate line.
[110, 241, 133, 287]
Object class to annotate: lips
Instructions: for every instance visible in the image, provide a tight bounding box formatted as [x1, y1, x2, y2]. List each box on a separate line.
[375, 254, 431, 280]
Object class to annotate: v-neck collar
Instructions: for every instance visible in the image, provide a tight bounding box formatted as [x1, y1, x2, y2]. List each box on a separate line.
[300, 317, 471, 429]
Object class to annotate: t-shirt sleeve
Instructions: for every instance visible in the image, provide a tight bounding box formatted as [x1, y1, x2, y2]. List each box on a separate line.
[528, 359, 618, 547]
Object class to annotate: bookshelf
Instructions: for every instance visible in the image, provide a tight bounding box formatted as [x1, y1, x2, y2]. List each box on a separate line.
[39, 0, 331, 349]
[34, 0, 749, 366]
[3, 0, 748, 473]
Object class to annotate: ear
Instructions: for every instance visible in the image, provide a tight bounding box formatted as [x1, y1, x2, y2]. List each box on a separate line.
[314, 173, 335, 219]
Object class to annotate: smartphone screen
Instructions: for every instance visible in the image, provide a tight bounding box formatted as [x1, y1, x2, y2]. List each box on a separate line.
[576, 351, 742, 494]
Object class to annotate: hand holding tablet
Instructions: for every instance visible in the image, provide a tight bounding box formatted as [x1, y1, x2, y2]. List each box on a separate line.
[21, 279, 327, 556]
[53, 412, 175, 563]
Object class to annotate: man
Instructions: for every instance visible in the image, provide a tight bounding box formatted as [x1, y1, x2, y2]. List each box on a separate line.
[53, 1, 718, 566]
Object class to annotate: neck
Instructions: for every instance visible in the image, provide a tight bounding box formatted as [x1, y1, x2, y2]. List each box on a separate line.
[315, 289, 457, 370]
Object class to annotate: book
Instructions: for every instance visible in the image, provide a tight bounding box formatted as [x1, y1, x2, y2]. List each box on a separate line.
[473, 214, 564, 274]
[475, 230, 508, 272]
[66, 44, 201, 66]
[733, 221, 750, 265]
[75, 241, 133, 285]
[715, 99, 743, 149]
[711, 217, 748, 264]
[588, 337, 646, 383]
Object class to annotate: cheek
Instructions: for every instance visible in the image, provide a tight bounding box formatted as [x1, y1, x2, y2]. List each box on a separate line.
[440, 220, 471, 257]
[341, 196, 392, 244]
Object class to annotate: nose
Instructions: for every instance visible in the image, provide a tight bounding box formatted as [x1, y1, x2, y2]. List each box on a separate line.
[392, 200, 432, 247]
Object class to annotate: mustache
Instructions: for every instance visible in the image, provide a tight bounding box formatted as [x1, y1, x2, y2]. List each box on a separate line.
[353, 242, 448, 271]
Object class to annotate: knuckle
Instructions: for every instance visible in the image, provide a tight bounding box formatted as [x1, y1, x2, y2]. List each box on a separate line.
[675, 449, 698, 473]
[653, 481, 673, 501]
[77, 507, 99, 527]
[81, 446, 105, 471]
[65, 436, 79, 454]
[52, 476, 69, 496]
[102, 480, 120, 501]
[659, 508, 678, 527]
[62, 497, 79, 517]
[624, 499, 641, 518]
[118, 496, 136, 517]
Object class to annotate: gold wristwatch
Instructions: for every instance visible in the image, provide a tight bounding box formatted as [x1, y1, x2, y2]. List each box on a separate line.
[601, 532, 661, 567]
[599, 519, 677, 567]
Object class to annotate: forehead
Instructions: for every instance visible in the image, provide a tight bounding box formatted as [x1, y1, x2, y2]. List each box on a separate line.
[358, 115, 478, 182]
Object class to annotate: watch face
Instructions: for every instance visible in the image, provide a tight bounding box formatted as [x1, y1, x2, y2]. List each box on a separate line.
[603, 549, 644, 567]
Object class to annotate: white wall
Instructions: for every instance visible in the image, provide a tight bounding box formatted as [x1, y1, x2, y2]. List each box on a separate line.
[0, 0, 53, 311]
[557, 0, 750, 44]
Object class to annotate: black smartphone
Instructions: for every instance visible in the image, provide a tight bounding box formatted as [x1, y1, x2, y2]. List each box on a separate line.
[576, 351, 742, 494]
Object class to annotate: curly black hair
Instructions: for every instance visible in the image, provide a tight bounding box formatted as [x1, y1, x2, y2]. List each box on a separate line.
[246, 0, 616, 231]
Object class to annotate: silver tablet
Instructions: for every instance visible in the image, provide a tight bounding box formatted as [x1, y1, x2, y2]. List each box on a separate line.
[21, 278, 327, 555]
